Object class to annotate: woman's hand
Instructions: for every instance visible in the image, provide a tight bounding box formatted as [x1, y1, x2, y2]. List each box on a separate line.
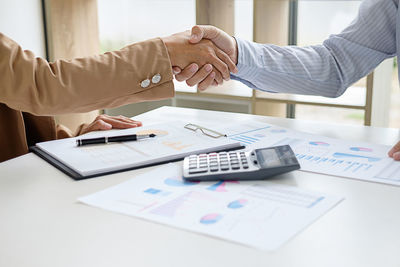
[388, 140, 400, 160]
[78, 114, 142, 136]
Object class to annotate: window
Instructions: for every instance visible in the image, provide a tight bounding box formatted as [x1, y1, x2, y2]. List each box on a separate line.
[97, 0, 396, 127]
[294, 0, 365, 125]
[98, 0, 196, 92]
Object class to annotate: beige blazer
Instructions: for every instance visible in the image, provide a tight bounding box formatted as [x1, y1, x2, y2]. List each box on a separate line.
[0, 33, 175, 162]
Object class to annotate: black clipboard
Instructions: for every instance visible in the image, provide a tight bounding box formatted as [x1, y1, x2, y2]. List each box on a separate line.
[30, 144, 245, 180]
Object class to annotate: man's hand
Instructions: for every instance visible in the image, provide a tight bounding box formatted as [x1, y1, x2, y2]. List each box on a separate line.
[162, 30, 236, 87]
[189, 25, 238, 65]
[388, 141, 400, 160]
[78, 114, 142, 135]
[173, 25, 239, 91]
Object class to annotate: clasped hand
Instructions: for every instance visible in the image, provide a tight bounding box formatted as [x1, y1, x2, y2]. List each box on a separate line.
[162, 28, 237, 91]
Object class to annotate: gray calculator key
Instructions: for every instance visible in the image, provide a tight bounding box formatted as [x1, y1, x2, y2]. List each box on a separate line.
[210, 167, 219, 172]
[242, 164, 249, 169]
[189, 168, 208, 174]
[220, 165, 229, 170]
[231, 164, 240, 170]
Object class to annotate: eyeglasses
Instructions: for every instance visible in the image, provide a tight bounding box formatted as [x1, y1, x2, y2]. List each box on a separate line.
[184, 123, 227, 139]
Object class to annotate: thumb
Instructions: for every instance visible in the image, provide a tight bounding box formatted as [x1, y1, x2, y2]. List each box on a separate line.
[190, 25, 220, 43]
[189, 25, 204, 43]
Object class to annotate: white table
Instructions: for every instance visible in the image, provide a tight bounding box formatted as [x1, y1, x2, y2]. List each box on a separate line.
[1, 106, 400, 267]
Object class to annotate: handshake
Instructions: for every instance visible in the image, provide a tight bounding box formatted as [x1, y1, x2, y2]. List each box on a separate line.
[162, 25, 238, 91]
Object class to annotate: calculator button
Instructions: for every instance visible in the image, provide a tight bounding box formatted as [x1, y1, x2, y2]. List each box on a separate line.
[231, 164, 240, 170]
[220, 165, 229, 171]
[210, 166, 219, 172]
[230, 160, 239, 164]
[189, 168, 208, 174]
[242, 164, 249, 169]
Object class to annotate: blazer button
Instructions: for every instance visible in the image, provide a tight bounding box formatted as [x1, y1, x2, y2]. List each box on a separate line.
[140, 79, 150, 88]
[151, 74, 162, 84]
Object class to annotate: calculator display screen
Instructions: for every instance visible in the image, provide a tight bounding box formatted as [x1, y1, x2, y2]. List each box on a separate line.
[256, 148, 282, 168]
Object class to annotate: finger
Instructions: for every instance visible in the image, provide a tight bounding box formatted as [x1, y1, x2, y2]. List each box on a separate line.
[215, 48, 238, 73]
[190, 25, 204, 43]
[175, 63, 199, 82]
[212, 69, 223, 85]
[212, 80, 218, 86]
[114, 115, 142, 126]
[190, 25, 219, 44]
[388, 141, 400, 157]
[198, 72, 216, 91]
[100, 117, 140, 129]
[207, 54, 230, 80]
[186, 64, 213, 87]
[172, 66, 182, 75]
[88, 120, 113, 132]
[393, 152, 400, 161]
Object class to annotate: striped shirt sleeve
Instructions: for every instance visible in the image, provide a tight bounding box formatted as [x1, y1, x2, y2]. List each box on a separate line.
[231, 0, 398, 98]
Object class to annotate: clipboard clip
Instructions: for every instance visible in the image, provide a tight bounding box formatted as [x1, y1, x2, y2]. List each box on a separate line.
[184, 123, 227, 139]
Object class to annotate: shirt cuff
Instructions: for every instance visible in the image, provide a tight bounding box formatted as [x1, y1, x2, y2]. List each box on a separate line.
[231, 37, 263, 90]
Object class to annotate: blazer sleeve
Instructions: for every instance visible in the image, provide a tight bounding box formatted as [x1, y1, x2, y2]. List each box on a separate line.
[0, 33, 175, 115]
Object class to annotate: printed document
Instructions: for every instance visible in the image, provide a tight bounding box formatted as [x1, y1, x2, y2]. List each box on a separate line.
[219, 121, 400, 186]
[79, 164, 343, 251]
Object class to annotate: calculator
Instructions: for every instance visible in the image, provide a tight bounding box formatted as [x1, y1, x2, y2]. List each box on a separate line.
[183, 145, 300, 181]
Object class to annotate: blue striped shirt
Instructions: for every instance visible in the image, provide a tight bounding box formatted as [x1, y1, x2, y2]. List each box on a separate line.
[232, 0, 398, 97]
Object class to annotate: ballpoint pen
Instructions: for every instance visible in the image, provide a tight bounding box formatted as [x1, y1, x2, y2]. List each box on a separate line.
[76, 133, 156, 146]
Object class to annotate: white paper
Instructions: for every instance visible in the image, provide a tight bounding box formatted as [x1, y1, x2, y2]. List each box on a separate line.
[36, 121, 240, 176]
[222, 122, 400, 186]
[79, 164, 343, 251]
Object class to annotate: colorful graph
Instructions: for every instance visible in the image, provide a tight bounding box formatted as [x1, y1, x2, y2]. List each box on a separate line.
[207, 181, 239, 192]
[144, 188, 171, 196]
[332, 152, 381, 162]
[309, 141, 330, 146]
[296, 153, 373, 173]
[200, 213, 223, 225]
[228, 199, 248, 209]
[136, 129, 169, 137]
[229, 126, 271, 145]
[164, 177, 199, 187]
[230, 135, 260, 145]
[350, 147, 373, 152]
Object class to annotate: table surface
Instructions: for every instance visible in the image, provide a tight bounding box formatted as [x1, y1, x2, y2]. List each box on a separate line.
[1, 106, 400, 267]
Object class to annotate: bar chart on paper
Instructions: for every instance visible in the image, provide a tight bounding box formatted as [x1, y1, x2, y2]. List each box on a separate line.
[272, 135, 400, 186]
